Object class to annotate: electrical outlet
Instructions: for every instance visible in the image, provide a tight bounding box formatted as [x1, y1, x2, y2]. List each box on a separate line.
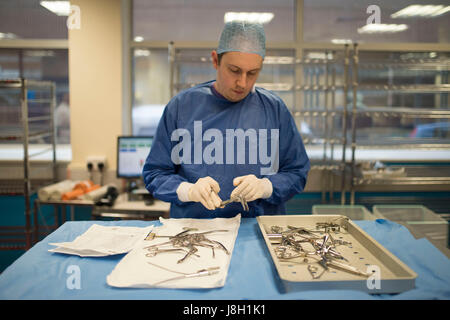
[86, 156, 107, 170]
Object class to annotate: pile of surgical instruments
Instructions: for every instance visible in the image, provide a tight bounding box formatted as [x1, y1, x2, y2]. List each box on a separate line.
[267, 217, 371, 279]
[144, 228, 230, 264]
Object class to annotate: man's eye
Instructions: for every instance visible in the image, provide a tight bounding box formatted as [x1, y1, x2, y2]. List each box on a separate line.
[230, 68, 240, 73]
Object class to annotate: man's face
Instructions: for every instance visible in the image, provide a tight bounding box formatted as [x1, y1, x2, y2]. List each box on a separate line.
[211, 51, 263, 102]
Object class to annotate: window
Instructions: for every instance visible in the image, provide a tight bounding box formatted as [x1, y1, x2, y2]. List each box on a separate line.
[0, 49, 69, 144]
[132, 48, 170, 136]
[0, 0, 69, 145]
[303, 0, 450, 44]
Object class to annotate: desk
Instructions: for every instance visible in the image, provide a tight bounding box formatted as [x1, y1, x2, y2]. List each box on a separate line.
[33, 194, 170, 243]
[0, 218, 449, 300]
[91, 193, 170, 220]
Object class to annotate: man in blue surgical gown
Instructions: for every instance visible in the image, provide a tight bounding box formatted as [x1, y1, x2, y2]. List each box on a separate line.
[143, 22, 310, 218]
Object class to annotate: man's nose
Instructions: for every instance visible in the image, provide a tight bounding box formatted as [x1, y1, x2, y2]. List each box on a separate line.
[236, 73, 247, 88]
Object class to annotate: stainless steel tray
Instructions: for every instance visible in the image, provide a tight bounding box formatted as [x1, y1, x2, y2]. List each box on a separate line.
[257, 215, 417, 294]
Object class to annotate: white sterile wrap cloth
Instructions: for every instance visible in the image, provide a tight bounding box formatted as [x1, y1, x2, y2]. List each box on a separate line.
[38, 180, 78, 201]
[48, 224, 153, 257]
[106, 214, 241, 289]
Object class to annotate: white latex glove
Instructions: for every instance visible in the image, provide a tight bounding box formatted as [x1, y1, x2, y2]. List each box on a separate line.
[230, 174, 273, 202]
[177, 177, 222, 210]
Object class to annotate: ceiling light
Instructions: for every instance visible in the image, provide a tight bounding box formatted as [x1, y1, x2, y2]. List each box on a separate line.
[0, 32, 17, 39]
[134, 49, 150, 57]
[331, 39, 353, 44]
[134, 36, 144, 42]
[263, 56, 294, 64]
[224, 12, 274, 24]
[358, 24, 408, 34]
[24, 50, 55, 57]
[306, 52, 334, 60]
[391, 5, 450, 18]
[40, 1, 71, 16]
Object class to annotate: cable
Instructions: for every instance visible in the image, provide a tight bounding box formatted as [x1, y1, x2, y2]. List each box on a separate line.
[86, 162, 93, 181]
[97, 162, 105, 186]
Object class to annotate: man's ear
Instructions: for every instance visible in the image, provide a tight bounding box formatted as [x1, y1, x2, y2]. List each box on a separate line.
[211, 50, 219, 70]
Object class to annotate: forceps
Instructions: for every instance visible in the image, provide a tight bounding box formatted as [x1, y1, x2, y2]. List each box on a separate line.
[220, 195, 249, 211]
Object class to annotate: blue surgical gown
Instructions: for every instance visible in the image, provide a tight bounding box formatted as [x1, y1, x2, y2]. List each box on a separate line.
[143, 80, 310, 218]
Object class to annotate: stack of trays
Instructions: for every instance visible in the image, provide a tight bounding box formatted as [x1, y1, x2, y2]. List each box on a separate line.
[373, 205, 449, 251]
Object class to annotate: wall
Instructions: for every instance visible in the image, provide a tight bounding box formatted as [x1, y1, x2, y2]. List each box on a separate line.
[68, 0, 123, 181]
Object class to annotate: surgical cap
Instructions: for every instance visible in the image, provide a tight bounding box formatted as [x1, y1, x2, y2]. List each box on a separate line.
[217, 21, 266, 59]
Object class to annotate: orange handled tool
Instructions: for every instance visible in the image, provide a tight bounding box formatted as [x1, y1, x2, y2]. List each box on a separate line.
[62, 180, 100, 200]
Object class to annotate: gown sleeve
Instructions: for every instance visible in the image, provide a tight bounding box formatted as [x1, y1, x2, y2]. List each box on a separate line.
[142, 98, 189, 206]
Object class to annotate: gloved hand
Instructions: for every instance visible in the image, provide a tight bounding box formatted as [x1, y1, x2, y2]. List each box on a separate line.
[230, 174, 273, 202]
[177, 177, 222, 210]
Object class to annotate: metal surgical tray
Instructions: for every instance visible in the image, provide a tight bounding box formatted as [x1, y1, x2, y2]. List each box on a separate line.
[257, 215, 417, 294]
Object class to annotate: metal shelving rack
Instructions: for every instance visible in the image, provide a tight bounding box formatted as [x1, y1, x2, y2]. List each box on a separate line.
[292, 51, 345, 204]
[0, 79, 57, 250]
[344, 46, 450, 204]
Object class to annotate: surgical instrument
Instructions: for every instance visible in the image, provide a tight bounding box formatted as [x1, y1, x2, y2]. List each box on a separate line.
[220, 194, 249, 211]
[145, 247, 200, 258]
[308, 264, 326, 279]
[326, 260, 370, 277]
[151, 266, 221, 286]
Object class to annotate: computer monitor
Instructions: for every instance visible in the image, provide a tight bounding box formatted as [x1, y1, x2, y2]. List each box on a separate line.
[117, 136, 153, 179]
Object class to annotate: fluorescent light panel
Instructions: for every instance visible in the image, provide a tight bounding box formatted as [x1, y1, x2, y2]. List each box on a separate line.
[358, 24, 408, 34]
[331, 39, 353, 44]
[134, 49, 150, 57]
[0, 32, 17, 39]
[40, 1, 71, 16]
[391, 5, 450, 18]
[306, 52, 334, 60]
[264, 56, 294, 64]
[224, 12, 274, 24]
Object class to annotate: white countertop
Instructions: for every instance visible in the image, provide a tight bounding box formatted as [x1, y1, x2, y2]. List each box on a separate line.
[0, 144, 72, 162]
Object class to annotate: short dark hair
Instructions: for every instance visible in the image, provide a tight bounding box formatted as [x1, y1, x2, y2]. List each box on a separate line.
[217, 53, 224, 65]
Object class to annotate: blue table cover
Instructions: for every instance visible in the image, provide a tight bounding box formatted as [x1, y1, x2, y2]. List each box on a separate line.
[0, 218, 449, 300]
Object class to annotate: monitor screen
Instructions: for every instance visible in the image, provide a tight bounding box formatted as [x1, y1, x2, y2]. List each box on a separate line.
[117, 136, 153, 178]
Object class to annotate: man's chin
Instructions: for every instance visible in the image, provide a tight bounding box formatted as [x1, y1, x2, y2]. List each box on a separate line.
[226, 91, 248, 102]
